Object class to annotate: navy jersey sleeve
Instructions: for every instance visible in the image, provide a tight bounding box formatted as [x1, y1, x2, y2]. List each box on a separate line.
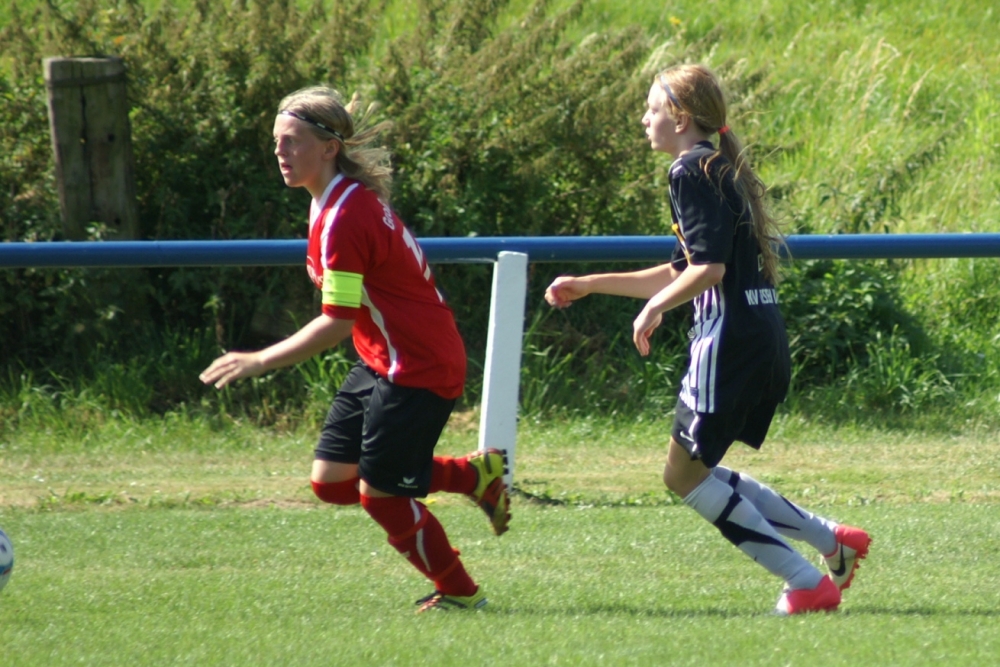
[669, 161, 736, 266]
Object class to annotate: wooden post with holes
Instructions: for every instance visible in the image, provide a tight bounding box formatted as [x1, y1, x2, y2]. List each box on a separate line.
[44, 56, 139, 241]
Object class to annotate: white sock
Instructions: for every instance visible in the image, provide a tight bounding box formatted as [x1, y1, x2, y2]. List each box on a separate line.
[712, 467, 838, 556]
[685, 474, 823, 590]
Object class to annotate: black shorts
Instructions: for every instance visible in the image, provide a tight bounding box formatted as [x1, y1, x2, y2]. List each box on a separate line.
[314, 362, 456, 497]
[671, 394, 780, 469]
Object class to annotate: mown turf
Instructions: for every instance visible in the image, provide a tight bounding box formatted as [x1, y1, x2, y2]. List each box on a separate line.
[1, 501, 998, 666]
[2, 414, 999, 666]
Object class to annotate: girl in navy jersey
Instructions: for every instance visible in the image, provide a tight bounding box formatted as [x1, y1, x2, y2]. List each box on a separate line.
[545, 64, 870, 614]
[201, 86, 510, 612]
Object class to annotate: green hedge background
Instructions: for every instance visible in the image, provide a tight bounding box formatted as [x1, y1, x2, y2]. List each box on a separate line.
[1, 0, 999, 425]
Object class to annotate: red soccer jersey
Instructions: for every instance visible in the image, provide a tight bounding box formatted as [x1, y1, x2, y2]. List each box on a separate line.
[305, 175, 466, 399]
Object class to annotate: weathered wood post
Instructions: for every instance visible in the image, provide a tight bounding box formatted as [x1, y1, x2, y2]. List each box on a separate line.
[44, 56, 140, 241]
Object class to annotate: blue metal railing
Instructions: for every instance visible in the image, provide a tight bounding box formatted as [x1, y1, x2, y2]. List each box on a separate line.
[2, 233, 1000, 268]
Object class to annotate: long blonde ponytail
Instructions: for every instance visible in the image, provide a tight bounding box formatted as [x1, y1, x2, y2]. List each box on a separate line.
[658, 65, 786, 284]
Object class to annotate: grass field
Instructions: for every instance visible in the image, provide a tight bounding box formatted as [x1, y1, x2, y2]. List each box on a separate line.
[2, 415, 999, 666]
[2, 0, 1000, 664]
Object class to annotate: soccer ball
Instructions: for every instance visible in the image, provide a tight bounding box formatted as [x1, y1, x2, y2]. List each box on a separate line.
[0, 528, 13, 593]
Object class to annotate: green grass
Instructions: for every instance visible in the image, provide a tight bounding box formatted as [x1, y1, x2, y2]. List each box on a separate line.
[2, 415, 1000, 665]
[3, 1, 1000, 661]
[2, 500, 999, 665]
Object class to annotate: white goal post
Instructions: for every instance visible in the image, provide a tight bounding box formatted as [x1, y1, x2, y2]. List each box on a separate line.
[477, 251, 528, 488]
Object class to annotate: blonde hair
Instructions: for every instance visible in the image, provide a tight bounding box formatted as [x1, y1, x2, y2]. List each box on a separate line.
[657, 64, 786, 284]
[277, 86, 394, 201]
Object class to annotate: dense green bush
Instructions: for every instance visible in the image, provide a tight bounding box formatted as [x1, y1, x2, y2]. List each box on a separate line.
[1, 0, 996, 425]
[779, 258, 920, 385]
[1, 0, 384, 389]
[1, 0, 681, 413]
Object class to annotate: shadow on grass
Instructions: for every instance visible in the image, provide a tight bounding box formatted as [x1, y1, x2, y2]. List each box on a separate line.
[482, 603, 1000, 619]
[490, 602, 765, 618]
[511, 485, 683, 508]
[843, 606, 1000, 618]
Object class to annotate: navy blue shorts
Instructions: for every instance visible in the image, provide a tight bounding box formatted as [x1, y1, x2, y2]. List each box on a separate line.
[671, 394, 780, 469]
[314, 362, 456, 497]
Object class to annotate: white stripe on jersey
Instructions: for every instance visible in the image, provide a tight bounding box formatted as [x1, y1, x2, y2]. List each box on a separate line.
[310, 174, 344, 233]
[682, 285, 725, 412]
[318, 183, 359, 269]
[361, 286, 400, 383]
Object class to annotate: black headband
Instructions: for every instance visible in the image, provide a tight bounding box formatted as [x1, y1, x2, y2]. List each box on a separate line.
[279, 109, 345, 142]
[657, 75, 683, 110]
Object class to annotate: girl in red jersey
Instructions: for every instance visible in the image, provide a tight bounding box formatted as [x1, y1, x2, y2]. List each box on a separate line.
[200, 86, 510, 612]
[545, 65, 869, 615]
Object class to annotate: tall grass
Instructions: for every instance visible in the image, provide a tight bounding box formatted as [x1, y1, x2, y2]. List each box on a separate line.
[2, 0, 999, 424]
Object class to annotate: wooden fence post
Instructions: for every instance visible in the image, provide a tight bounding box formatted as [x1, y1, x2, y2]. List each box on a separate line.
[44, 56, 140, 241]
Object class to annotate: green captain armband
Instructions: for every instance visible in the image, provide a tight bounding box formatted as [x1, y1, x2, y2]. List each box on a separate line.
[322, 269, 363, 308]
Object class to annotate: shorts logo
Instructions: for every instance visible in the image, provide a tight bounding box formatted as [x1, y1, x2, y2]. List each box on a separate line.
[401, 476, 418, 488]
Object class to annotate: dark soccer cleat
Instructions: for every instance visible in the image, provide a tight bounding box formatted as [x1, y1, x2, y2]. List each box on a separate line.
[467, 448, 511, 536]
[823, 525, 871, 591]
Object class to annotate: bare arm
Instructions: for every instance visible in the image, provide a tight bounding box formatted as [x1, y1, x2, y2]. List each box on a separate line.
[545, 262, 682, 308]
[633, 263, 726, 356]
[200, 314, 355, 388]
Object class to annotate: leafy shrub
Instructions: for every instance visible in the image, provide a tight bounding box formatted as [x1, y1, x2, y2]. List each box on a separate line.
[906, 257, 1000, 400]
[780, 258, 921, 386]
[1, 0, 684, 414]
[0, 0, 989, 423]
[842, 328, 954, 413]
[0, 0, 386, 391]
[518, 306, 685, 417]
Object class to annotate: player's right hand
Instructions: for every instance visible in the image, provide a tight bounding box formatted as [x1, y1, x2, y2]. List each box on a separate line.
[199, 351, 265, 389]
[545, 276, 588, 308]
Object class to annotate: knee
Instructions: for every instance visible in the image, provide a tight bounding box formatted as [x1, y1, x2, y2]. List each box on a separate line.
[663, 438, 712, 498]
[311, 479, 361, 505]
[662, 461, 710, 499]
[662, 466, 687, 497]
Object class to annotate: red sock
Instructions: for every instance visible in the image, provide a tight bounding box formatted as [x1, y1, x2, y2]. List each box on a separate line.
[429, 456, 477, 495]
[311, 479, 360, 505]
[360, 494, 477, 597]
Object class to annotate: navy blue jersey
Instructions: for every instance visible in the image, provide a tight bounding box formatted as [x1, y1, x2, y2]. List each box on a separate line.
[668, 141, 790, 414]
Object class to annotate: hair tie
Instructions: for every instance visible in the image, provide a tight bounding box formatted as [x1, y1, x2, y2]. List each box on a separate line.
[718, 125, 730, 135]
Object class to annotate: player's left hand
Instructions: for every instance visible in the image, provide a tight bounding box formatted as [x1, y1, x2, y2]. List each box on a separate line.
[199, 351, 266, 389]
[632, 308, 662, 357]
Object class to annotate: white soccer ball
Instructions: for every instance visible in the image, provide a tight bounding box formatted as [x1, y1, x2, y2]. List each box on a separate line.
[0, 528, 13, 593]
